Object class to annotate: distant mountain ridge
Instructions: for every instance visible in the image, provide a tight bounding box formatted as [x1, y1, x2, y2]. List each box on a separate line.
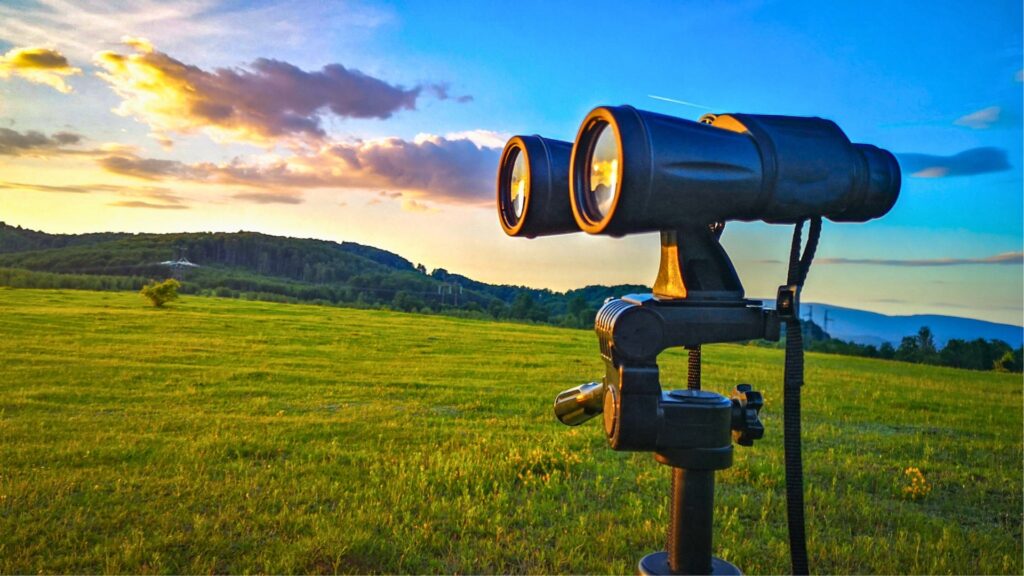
[0, 221, 1019, 346]
[795, 302, 1022, 348]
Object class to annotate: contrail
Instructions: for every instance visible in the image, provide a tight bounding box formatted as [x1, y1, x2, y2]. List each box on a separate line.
[647, 94, 716, 111]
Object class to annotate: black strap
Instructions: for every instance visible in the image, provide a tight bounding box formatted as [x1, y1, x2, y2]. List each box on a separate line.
[783, 217, 821, 576]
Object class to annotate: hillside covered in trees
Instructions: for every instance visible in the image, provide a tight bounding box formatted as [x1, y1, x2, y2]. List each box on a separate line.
[1, 222, 1018, 372]
[0, 221, 641, 328]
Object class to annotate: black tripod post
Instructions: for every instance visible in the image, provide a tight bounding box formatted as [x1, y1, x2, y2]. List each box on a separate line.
[666, 467, 716, 574]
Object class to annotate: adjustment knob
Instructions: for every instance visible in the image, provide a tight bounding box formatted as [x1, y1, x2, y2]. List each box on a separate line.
[554, 382, 606, 426]
[730, 383, 764, 446]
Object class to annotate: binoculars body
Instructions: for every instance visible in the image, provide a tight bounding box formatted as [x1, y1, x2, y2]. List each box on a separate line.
[498, 105, 900, 238]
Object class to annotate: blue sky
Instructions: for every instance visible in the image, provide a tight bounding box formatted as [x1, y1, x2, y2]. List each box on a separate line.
[0, 0, 1020, 324]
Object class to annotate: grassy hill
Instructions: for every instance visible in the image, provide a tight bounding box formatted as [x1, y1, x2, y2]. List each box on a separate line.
[0, 288, 1020, 573]
[0, 222, 645, 324]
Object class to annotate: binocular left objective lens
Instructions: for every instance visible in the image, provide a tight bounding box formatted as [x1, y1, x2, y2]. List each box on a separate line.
[497, 135, 578, 238]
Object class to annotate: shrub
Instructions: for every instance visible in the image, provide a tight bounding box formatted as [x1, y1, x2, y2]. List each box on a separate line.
[900, 467, 932, 500]
[140, 278, 180, 307]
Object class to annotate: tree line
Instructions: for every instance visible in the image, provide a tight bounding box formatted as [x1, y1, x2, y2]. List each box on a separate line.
[6, 263, 1017, 374]
[1, 223, 1018, 374]
[794, 322, 1022, 373]
[0, 265, 601, 328]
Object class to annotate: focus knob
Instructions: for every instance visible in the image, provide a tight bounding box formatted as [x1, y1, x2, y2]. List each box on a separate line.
[554, 382, 606, 426]
[730, 383, 764, 447]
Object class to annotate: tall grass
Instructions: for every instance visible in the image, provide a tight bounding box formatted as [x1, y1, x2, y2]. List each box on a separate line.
[0, 288, 1019, 574]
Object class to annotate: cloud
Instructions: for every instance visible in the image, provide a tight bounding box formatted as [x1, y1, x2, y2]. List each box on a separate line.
[1017, 69, 1023, 82]
[0, 0, 393, 67]
[97, 154, 194, 180]
[897, 147, 1010, 178]
[97, 152, 313, 190]
[954, 106, 1001, 129]
[0, 46, 81, 93]
[953, 105, 1018, 130]
[93, 39, 470, 147]
[96, 134, 501, 205]
[108, 200, 188, 210]
[0, 129, 143, 160]
[427, 83, 473, 103]
[401, 198, 437, 213]
[0, 174, 304, 207]
[0, 180, 186, 206]
[818, 252, 1023, 267]
[0, 127, 84, 155]
[231, 191, 303, 204]
[326, 135, 499, 203]
[0, 179, 182, 201]
[443, 129, 511, 149]
[0, 181, 92, 194]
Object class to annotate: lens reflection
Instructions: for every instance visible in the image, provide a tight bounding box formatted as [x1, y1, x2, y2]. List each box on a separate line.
[587, 123, 619, 219]
[509, 148, 527, 222]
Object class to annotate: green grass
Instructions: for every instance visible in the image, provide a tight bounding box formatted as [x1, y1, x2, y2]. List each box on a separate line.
[0, 288, 1020, 574]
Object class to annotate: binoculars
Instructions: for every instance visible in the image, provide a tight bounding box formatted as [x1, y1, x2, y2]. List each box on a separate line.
[498, 105, 900, 238]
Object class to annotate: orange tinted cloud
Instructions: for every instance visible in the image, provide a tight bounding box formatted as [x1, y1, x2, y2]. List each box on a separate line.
[93, 39, 469, 147]
[0, 180, 187, 210]
[0, 46, 81, 93]
[108, 200, 188, 210]
[96, 134, 500, 205]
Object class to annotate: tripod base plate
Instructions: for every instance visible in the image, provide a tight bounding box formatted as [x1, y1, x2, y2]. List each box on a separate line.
[638, 552, 741, 576]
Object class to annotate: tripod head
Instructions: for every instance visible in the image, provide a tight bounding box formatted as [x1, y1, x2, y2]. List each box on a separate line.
[551, 221, 774, 575]
[552, 222, 772, 456]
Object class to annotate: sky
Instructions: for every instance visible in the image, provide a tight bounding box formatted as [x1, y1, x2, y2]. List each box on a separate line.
[0, 0, 1021, 325]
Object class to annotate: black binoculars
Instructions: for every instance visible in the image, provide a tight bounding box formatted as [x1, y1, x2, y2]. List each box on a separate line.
[497, 105, 900, 238]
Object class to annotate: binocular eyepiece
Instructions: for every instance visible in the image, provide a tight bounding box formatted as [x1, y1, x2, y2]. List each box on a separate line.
[497, 105, 901, 237]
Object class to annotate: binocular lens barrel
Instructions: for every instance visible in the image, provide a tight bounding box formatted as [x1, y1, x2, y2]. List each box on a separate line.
[568, 106, 901, 235]
[497, 135, 576, 238]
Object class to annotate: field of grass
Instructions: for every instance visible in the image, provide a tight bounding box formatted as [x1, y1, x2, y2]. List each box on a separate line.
[0, 288, 1020, 574]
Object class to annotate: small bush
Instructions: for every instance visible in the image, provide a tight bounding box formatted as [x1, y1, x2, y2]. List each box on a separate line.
[140, 278, 180, 307]
[900, 467, 932, 500]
